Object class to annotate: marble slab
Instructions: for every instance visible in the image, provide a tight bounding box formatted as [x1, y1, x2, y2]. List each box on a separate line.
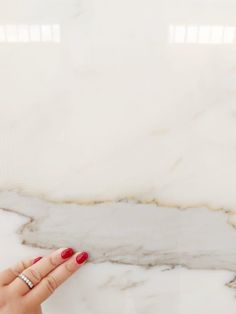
[1, 208, 236, 314]
[1, 0, 236, 313]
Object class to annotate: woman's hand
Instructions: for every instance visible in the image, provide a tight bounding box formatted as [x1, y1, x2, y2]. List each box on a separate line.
[0, 248, 88, 314]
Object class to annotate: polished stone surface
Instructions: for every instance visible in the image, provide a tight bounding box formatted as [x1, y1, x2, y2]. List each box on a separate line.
[1, 0, 236, 312]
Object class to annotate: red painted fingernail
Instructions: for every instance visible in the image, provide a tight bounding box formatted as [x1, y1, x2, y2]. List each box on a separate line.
[61, 248, 74, 259]
[76, 252, 89, 264]
[33, 257, 43, 264]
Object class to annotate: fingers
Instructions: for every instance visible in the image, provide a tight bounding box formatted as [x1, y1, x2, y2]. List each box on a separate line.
[0, 258, 34, 286]
[27, 252, 88, 304]
[11, 248, 74, 295]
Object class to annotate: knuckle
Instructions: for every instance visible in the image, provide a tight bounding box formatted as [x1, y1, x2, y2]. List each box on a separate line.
[21, 260, 28, 269]
[7, 267, 18, 277]
[65, 263, 74, 274]
[44, 276, 58, 294]
[48, 255, 57, 267]
[25, 269, 42, 283]
[15, 260, 27, 274]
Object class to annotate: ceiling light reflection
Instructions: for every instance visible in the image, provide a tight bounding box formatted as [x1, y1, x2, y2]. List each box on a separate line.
[169, 25, 235, 44]
[0, 24, 61, 43]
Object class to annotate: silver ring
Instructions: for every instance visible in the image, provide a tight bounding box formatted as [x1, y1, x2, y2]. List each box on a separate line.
[18, 273, 34, 289]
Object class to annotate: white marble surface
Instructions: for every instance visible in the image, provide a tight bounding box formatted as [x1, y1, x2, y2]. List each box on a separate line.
[1, 209, 236, 314]
[1, 0, 236, 312]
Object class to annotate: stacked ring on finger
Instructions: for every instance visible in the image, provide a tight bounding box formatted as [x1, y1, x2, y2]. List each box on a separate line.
[1, 247, 89, 305]
[14, 247, 75, 295]
[18, 273, 34, 289]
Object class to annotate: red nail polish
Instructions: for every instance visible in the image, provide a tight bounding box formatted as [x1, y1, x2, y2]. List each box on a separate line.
[76, 252, 89, 264]
[61, 248, 74, 259]
[33, 257, 43, 264]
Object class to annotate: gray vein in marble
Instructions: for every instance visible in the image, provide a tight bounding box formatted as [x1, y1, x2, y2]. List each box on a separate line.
[1, 200, 236, 298]
[226, 276, 236, 289]
[1, 191, 236, 275]
[100, 276, 146, 291]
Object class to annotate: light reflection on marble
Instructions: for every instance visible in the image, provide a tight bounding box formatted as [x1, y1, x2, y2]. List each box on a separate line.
[169, 25, 236, 44]
[0, 24, 61, 43]
[1, 0, 236, 312]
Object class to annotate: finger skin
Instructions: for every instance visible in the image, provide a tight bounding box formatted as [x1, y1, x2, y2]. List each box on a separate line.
[0, 258, 34, 286]
[11, 248, 74, 295]
[27, 252, 88, 304]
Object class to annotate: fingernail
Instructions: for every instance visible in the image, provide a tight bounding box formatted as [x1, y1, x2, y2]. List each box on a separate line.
[76, 252, 89, 264]
[33, 256, 43, 264]
[61, 248, 74, 259]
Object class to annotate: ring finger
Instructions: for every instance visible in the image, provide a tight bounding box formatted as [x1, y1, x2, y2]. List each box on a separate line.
[0, 258, 35, 286]
[10, 247, 75, 295]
